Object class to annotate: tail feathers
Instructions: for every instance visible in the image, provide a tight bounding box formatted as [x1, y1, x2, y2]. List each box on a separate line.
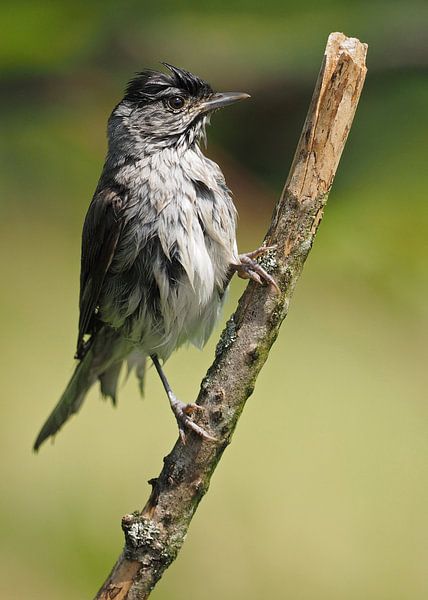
[127, 351, 147, 396]
[34, 341, 147, 451]
[99, 361, 123, 405]
[135, 356, 147, 396]
[33, 351, 96, 452]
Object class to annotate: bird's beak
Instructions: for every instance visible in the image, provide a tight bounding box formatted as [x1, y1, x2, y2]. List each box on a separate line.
[199, 92, 250, 114]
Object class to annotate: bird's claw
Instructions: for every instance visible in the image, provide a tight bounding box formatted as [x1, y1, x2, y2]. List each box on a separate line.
[233, 245, 280, 293]
[170, 398, 217, 443]
[243, 244, 277, 260]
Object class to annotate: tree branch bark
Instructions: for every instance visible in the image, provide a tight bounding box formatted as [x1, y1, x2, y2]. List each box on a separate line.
[95, 32, 367, 600]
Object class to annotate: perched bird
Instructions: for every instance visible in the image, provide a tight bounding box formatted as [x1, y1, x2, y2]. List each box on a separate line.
[34, 63, 277, 451]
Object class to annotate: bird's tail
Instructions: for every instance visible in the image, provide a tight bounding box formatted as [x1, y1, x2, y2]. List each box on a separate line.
[33, 329, 135, 452]
[33, 349, 95, 451]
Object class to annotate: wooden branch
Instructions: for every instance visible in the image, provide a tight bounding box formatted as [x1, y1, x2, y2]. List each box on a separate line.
[95, 32, 367, 600]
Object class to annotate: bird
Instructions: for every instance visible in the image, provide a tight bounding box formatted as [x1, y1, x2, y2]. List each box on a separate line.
[34, 63, 277, 451]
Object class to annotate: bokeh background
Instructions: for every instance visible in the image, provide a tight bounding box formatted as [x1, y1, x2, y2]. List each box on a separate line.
[1, 1, 428, 598]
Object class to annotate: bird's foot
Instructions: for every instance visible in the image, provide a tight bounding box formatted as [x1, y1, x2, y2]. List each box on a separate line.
[169, 393, 217, 444]
[233, 245, 280, 293]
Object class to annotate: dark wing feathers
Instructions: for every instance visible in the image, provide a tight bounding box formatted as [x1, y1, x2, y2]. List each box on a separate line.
[76, 187, 125, 359]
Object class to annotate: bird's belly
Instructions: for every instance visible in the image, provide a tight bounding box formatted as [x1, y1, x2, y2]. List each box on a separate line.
[128, 268, 226, 360]
[100, 240, 229, 360]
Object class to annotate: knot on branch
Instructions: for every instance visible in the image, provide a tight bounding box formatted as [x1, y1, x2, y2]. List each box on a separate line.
[122, 514, 171, 565]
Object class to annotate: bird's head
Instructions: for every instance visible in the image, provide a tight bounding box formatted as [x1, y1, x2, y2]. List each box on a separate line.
[108, 63, 250, 154]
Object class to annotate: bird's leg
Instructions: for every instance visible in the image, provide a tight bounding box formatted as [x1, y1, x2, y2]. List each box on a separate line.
[151, 354, 216, 443]
[232, 244, 280, 292]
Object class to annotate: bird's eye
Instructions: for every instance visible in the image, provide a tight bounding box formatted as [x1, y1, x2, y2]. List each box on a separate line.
[167, 95, 185, 110]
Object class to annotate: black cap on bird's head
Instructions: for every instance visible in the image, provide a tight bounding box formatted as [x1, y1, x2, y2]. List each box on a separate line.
[125, 63, 214, 104]
[113, 63, 250, 148]
[124, 63, 250, 113]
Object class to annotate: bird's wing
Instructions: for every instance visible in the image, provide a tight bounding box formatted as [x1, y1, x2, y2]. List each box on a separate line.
[76, 186, 125, 358]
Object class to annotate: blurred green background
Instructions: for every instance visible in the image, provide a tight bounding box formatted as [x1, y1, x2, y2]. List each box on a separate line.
[1, 1, 428, 598]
